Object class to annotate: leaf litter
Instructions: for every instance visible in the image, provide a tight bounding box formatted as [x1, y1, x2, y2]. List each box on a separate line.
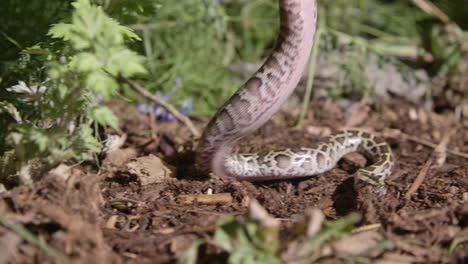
[0, 98, 467, 263]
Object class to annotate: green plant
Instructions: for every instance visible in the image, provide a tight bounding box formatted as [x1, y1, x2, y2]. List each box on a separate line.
[124, 0, 280, 116]
[0, 0, 146, 184]
[212, 215, 281, 264]
[180, 203, 369, 264]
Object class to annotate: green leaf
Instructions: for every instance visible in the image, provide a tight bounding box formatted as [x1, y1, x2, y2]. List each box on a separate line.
[106, 49, 147, 77]
[70, 52, 102, 72]
[29, 129, 50, 152]
[48, 23, 75, 40]
[213, 215, 282, 264]
[213, 216, 237, 252]
[178, 239, 204, 264]
[76, 124, 102, 159]
[90, 106, 119, 130]
[118, 27, 141, 41]
[86, 71, 118, 100]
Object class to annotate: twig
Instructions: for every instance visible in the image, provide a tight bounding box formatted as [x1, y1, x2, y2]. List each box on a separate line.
[178, 193, 233, 205]
[118, 76, 200, 138]
[402, 133, 468, 159]
[352, 223, 381, 233]
[404, 158, 433, 200]
[148, 110, 160, 145]
[404, 130, 451, 199]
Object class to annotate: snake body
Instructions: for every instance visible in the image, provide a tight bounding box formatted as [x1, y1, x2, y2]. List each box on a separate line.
[195, 0, 394, 185]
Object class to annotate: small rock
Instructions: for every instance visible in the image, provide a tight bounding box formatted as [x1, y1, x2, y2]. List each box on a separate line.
[126, 155, 174, 185]
[46, 164, 72, 181]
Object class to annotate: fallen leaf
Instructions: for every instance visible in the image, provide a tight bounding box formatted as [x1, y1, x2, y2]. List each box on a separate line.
[329, 230, 384, 257]
[103, 148, 138, 170]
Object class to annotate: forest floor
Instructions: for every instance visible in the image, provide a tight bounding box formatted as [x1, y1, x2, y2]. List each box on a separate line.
[0, 98, 467, 263]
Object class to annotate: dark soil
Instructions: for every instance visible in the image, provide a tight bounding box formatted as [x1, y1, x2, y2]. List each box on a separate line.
[1, 98, 467, 263]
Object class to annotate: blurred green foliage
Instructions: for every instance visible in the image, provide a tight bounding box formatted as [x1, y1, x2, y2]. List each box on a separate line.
[0, 0, 146, 184]
[0, 0, 71, 62]
[2, 0, 467, 114]
[180, 205, 376, 264]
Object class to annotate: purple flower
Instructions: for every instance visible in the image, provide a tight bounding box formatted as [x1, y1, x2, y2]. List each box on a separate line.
[95, 95, 104, 103]
[136, 92, 193, 122]
[136, 103, 153, 114]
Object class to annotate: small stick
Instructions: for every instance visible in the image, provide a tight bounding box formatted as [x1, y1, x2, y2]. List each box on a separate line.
[404, 130, 451, 199]
[148, 110, 160, 145]
[178, 193, 233, 204]
[352, 223, 381, 233]
[402, 133, 468, 159]
[404, 159, 433, 200]
[118, 76, 201, 138]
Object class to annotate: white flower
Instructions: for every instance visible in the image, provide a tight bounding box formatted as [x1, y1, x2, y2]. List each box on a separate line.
[6, 81, 47, 102]
[7, 81, 46, 95]
[7, 81, 30, 94]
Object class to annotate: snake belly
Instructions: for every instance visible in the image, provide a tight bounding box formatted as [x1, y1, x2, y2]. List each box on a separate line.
[195, 0, 394, 185]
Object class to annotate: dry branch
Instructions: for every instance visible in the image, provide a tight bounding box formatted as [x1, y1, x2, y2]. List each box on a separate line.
[118, 76, 201, 138]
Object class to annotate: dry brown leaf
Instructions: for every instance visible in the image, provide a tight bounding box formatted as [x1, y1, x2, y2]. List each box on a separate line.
[249, 199, 280, 228]
[0, 184, 6, 194]
[105, 215, 119, 229]
[103, 148, 138, 170]
[345, 103, 370, 127]
[328, 230, 384, 257]
[376, 252, 422, 264]
[170, 234, 198, 256]
[306, 126, 332, 137]
[45, 164, 72, 181]
[0, 231, 21, 264]
[305, 208, 325, 237]
[102, 134, 127, 153]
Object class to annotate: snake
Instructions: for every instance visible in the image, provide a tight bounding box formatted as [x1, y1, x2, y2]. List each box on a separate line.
[195, 0, 394, 186]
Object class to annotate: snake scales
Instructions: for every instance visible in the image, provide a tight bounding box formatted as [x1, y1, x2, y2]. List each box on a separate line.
[195, 0, 394, 185]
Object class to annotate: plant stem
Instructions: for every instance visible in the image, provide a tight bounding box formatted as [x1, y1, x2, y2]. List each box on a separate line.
[295, 26, 322, 129]
[0, 215, 71, 263]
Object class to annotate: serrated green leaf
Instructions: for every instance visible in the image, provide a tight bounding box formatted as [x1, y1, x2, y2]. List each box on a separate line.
[70, 31, 92, 50]
[70, 52, 102, 72]
[86, 71, 118, 100]
[118, 27, 141, 41]
[29, 129, 50, 152]
[48, 23, 75, 40]
[90, 106, 119, 130]
[78, 124, 102, 153]
[106, 49, 147, 77]
[101, 19, 124, 46]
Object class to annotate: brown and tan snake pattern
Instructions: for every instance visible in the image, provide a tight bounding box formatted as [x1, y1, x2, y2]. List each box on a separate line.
[195, 0, 394, 186]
